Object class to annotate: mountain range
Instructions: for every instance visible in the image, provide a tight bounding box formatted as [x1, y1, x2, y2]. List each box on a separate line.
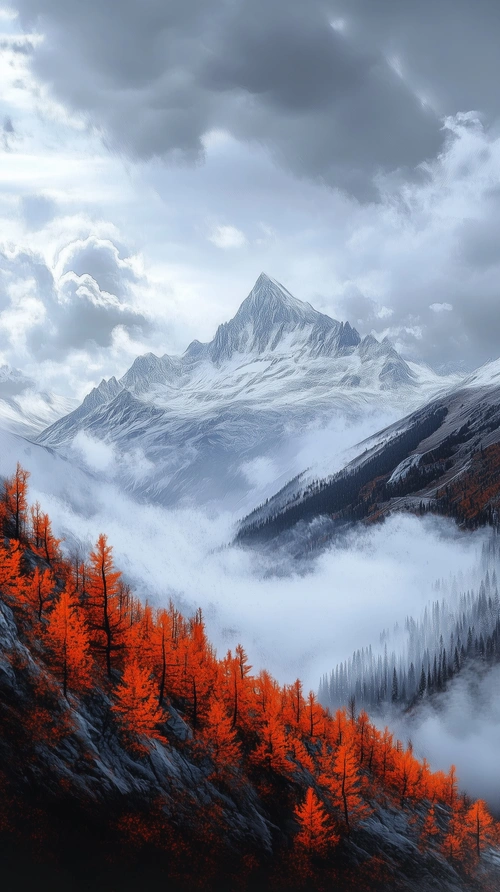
[0, 364, 76, 438]
[35, 274, 457, 509]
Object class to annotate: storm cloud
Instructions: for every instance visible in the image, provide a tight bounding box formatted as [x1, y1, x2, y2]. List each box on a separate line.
[3, 1, 500, 375]
[15, 0, 446, 199]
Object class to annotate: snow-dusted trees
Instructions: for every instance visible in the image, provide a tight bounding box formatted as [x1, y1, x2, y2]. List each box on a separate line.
[320, 543, 500, 713]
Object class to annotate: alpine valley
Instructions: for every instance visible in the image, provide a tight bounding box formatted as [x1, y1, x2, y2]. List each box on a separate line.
[2, 276, 500, 892]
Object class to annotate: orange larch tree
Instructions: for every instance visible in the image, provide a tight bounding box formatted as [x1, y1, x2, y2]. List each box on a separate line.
[184, 610, 216, 733]
[0, 539, 22, 599]
[253, 669, 281, 723]
[221, 646, 253, 733]
[153, 607, 173, 706]
[354, 710, 370, 766]
[419, 803, 440, 852]
[285, 678, 305, 729]
[22, 566, 54, 620]
[29, 500, 43, 551]
[3, 462, 30, 541]
[464, 799, 497, 859]
[389, 746, 422, 809]
[39, 511, 62, 567]
[86, 533, 125, 677]
[294, 787, 336, 857]
[442, 801, 468, 864]
[125, 600, 156, 666]
[322, 740, 370, 835]
[202, 696, 241, 773]
[251, 709, 292, 774]
[112, 659, 164, 746]
[305, 691, 323, 739]
[46, 589, 93, 697]
[445, 764, 458, 810]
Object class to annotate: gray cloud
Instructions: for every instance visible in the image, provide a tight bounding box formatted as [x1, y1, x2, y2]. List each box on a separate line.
[58, 236, 139, 300]
[21, 194, 57, 230]
[15, 0, 445, 199]
[0, 239, 151, 360]
[333, 0, 500, 121]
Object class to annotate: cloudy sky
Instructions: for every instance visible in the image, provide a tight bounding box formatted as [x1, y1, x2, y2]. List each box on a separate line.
[1, 0, 500, 396]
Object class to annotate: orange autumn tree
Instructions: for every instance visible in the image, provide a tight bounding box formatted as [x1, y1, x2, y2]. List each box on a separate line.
[389, 745, 422, 809]
[322, 738, 370, 835]
[22, 566, 54, 620]
[419, 803, 440, 852]
[184, 611, 217, 733]
[151, 607, 173, 706]
[30, 500, 43, 551]
[202, 696, 241, 773]
[86, 533, 125, 677]
[464, 799, 497, 859]
[3, 462, 30, 540]
[0, 539, 22, 598]
[252, 709, 292, 774]
[39, 510, 62, 567]
[221, 645, 254, 733]
[112, 659, 164, 745]
[305, 690, 323, 739]
[442, 800, 468, 864]
[46, 589, 93, 696]
[294, 787, 336, 856]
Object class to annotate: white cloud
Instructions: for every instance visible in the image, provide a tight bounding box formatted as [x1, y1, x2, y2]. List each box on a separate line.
[392, 665, 500, 810]
[72, 430, 115, 472]
[430, 302, 453, 313]
[208, 224, 247, 249]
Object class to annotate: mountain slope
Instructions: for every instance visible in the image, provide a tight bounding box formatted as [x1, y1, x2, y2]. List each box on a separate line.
[236, 371, 500, 549]
[0, 364, 76, 437]
[0, 467, 497, 892]
[36, 274, 457, 509]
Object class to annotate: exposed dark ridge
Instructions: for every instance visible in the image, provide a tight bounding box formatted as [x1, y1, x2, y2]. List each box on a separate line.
[236, 404, 448, 543]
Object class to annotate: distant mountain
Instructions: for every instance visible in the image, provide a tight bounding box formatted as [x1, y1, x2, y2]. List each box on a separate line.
[236, 365, 500, 551]
[0, 364, 76, 438]
[37, 274, 458, 508]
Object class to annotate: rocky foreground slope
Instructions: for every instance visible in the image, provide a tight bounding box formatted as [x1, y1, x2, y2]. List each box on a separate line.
[0, 466, 499, 891]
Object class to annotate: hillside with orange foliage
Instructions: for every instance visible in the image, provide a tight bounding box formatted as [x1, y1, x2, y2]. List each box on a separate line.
[0, 463, 499, 891]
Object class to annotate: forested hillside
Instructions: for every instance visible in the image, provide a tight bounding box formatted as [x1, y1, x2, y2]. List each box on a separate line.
[237, 386, 500, 553]
[320, 537, 500, 713]
[1, 464, 499, 891]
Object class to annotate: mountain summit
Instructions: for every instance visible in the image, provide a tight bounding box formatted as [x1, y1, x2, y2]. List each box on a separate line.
[236, 272, 320, 325]
[192, 273, 361, 364]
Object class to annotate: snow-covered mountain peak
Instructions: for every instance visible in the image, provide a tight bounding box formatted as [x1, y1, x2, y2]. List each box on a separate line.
[37, 274, 462, 507]
[236, 272, 319, 326]
[208, 273, 361, 363]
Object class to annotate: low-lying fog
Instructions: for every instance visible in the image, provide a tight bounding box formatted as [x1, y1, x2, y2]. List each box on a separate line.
[1, 424, 496, 807]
